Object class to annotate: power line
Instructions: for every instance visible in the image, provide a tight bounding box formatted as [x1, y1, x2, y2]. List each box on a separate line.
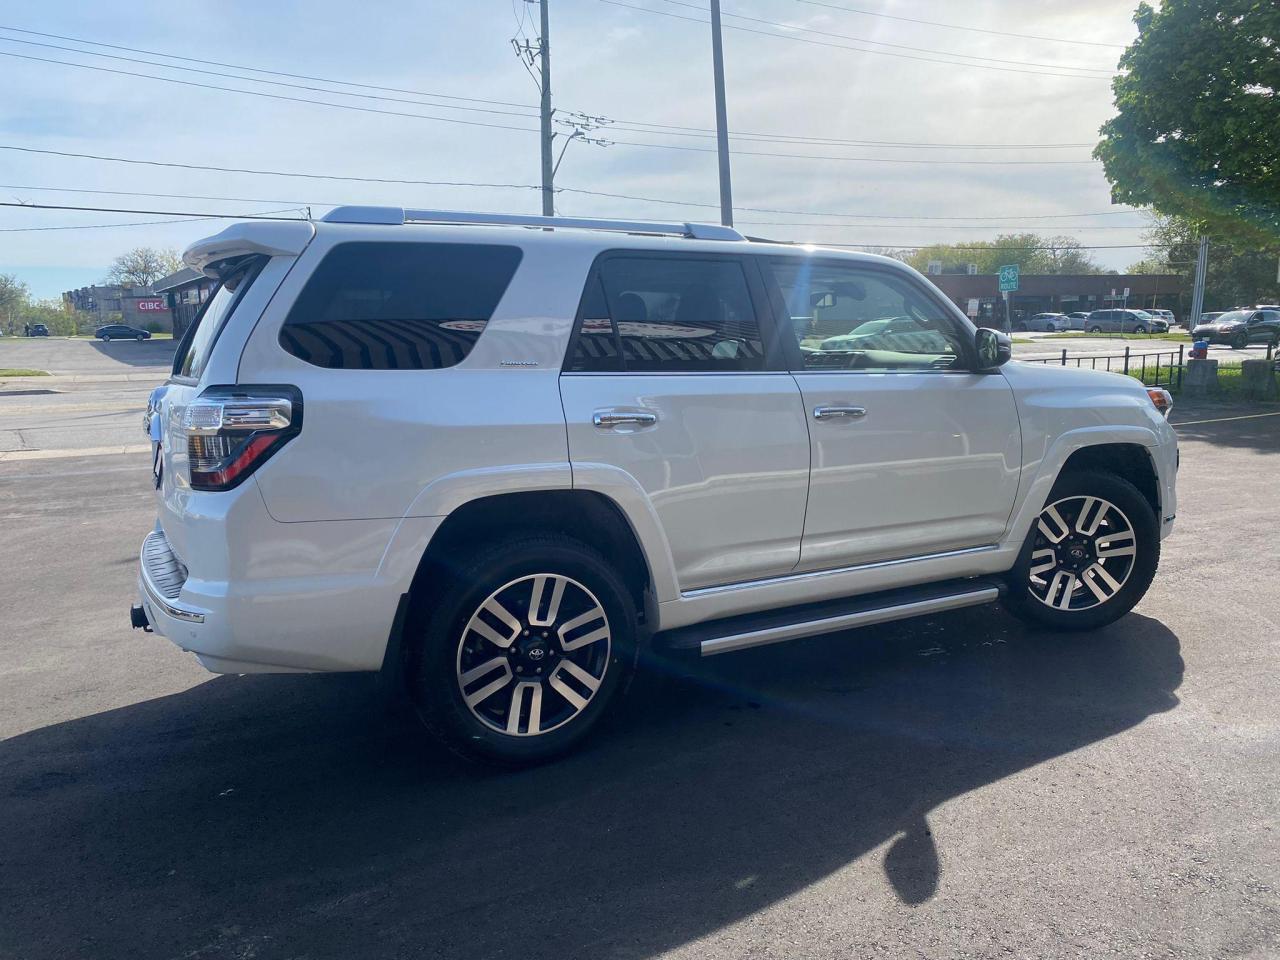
[0, 24, 538, 110]
[598, 0, 1116, 80]
[0, 199, 1172, 248]
[790, 0, 1128, 50]
[656, 0, 1114, 75]
[0, 206, 305, 232]
[0, 200, 308, 220]
[0, 35, 544, 123]
[0, 23, 1103, 152]
[0, 144, 545, 191]
[0, 51, 545, 134]
[0, 147, 1135, 221]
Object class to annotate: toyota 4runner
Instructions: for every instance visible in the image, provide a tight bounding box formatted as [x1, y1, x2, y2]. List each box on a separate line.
[134, 208, 1178, 764]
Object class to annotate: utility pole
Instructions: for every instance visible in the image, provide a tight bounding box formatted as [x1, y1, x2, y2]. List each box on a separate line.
[1190, 234, 1209, 327]
[538, 0, 555, 216]
[709, 0, 734, 227]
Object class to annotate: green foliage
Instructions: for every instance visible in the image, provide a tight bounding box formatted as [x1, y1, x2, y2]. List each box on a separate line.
[1096, 1, 1280, 244]
[14, 300, 78, 336]
[902, 234, 1105, 275]
[143, 320, 164, 334]
[1130, 213, 1280, 310]
[0, 273, 29, 315]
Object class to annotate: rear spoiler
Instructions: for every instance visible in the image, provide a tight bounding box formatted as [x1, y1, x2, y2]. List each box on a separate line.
[183, 221, 316, 277]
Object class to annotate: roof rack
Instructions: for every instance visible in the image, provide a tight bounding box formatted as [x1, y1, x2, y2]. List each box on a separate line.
[320, 206, 745, 242]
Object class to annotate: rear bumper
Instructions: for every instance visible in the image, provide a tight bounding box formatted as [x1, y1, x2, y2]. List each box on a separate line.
[136, 504, 444, 675]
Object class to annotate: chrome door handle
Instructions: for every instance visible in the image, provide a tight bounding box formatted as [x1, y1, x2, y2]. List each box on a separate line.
[812, 405, 866, 421]
[593, 410, 658, 428]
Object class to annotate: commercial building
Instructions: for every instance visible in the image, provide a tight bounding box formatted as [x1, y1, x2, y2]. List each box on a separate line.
[62, 283, 172, 331]
[929, 273, 1184, 326]
[153, 268, 216, 339]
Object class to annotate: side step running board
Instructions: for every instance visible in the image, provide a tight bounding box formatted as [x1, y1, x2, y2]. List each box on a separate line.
[654, 578, 1004, 657]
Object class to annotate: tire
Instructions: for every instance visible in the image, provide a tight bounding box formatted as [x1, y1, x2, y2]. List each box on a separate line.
[407, 533, 638, 765]
[1231, 334, 1247, 350]
[101, 335, 110, 342]
[136, 334, 145, 341]
[1089, 326, 1103, 334]
[1133, 325, 1146, 334]
[1015, 323, 1028, 333]
[1003, 469, 1159, 632]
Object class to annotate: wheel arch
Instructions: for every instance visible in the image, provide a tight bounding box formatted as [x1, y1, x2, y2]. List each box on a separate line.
[407, 489, 659, 628]
[1059, 442, 1161, 517]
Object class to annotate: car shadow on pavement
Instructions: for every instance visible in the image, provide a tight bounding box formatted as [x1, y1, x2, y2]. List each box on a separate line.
[85, 338, 178, 369]
[1172, 404, 1280, 455]
[0, 606, 1182, 960]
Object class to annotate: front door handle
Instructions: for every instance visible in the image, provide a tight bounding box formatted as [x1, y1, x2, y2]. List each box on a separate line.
[593, 409, 658, 428]
[812, 405, 867, 421]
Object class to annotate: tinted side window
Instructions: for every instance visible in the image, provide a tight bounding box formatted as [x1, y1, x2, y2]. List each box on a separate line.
[175, 256, 265, 380]
[568, 256, 765, 373]
[280, 242, 522, 370]
[765, 258, 968, 371]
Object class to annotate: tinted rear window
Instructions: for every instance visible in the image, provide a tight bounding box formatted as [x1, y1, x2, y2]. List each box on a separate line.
[174, 256, 265, 380]
[280, 242, 522, 370]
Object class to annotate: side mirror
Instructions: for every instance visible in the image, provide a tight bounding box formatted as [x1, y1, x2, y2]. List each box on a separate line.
[974, 327, 1011, 370]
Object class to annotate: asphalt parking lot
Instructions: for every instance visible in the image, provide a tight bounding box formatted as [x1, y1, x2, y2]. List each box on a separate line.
[2, 342, 1279, 959]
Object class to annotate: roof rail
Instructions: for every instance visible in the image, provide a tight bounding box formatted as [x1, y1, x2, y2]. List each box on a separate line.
[320, 206, 745, 241]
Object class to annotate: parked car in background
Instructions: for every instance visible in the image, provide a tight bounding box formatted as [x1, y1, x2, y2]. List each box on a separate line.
[1137, 310, 1170, 334]
[132, 207, 1179, 764]
[1085, 309, 1155, 334]
[95, 324, 152, 342]
[1065, 312, 1091, 331]
[1015, 313, 1069, 333]
[1191, 308, 1280, 348]
[1150, 309, 1176, 328]
[28, 323, 49, 337]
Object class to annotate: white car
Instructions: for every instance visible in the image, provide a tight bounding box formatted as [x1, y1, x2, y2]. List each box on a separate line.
[1018, 313, 1070, 333]
[134, 208, 1178, 763]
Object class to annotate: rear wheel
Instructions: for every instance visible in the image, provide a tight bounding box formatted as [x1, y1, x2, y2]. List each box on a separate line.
[408, 534, 637, 765]
[101, 334, 110, 342]
[1004, 470, 1159, 631]
[1089, 326, 1103, 334]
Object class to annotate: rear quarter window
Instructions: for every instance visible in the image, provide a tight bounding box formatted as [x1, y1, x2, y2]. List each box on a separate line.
[279, 242, 523, 370]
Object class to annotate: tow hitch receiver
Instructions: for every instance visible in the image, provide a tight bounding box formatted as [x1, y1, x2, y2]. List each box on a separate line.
[130, 604, 152, 632]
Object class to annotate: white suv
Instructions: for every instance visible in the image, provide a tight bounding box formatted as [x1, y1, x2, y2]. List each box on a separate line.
[134, 208, 1178, 764]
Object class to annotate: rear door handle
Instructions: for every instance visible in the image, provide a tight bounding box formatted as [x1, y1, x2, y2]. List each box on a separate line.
[593, 409, 658, 428]
[812, 405, 866, 421]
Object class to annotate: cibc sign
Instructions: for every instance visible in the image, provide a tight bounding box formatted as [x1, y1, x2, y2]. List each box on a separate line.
[135, 298, 169, 313]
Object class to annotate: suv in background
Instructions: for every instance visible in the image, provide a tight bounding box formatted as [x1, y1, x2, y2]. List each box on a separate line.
[133, 208, 1178, 764]
[1086, 309, 1155, 334]
[28, 323, 49, 337]
[1192, 308, 1280, 348]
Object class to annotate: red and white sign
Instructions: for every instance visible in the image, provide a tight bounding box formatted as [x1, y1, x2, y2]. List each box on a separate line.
[136, 298, 169, 312]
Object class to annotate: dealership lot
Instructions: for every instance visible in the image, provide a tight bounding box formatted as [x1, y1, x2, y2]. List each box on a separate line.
[1, 340, 1279, 959]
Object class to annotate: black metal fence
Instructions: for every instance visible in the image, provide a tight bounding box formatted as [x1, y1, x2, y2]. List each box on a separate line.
[1021, 345, 1188, 389]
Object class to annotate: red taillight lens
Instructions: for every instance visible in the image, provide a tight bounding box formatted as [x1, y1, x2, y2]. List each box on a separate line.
[183, 386, 302, 491]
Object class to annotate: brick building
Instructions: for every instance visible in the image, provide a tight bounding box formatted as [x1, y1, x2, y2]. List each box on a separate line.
[929, 273, 1185, 326]
[62, 283, 173, 331]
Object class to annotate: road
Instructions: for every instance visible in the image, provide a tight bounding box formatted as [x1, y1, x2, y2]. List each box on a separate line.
[1, 339, 1277, 959]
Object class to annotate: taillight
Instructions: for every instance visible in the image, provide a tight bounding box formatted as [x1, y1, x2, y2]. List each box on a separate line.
[182, 386, 302, 491]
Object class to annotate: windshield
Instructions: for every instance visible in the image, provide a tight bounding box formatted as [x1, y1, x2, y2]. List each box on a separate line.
[1213, 310, 1250, 324]
[173, 257, 266, 380]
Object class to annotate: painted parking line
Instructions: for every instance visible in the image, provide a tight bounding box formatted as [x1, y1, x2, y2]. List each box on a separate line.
[0, 443, 152, 462]
[1172, 411, 1280, 427]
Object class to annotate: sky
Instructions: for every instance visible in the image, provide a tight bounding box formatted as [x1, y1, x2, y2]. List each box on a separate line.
[0, 0, 1149, 300]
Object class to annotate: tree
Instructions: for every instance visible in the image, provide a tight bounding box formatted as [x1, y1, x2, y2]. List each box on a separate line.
[105, 247, 183, 288]
[0, 273, 29, 315]
[1096, 1, 1280, 245]
[902, 234, 1104, 275]
[1127, 213, 1280, 312]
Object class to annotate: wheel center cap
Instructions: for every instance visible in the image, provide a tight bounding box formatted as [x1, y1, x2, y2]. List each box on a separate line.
[527, 645, 547, 663]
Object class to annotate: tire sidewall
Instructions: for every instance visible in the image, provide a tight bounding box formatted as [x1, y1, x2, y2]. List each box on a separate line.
[1006, 470, 1160, 631]
[410, 537, 638, 764]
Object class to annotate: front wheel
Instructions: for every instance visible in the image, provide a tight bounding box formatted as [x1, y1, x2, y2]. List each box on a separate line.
[136, 334, 145, 341]
[408, 534, 637, 765]
[1231, 334, 1248, 349]
[1133, 325, 1146, 334]
[1004, 470, 1159, 632]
